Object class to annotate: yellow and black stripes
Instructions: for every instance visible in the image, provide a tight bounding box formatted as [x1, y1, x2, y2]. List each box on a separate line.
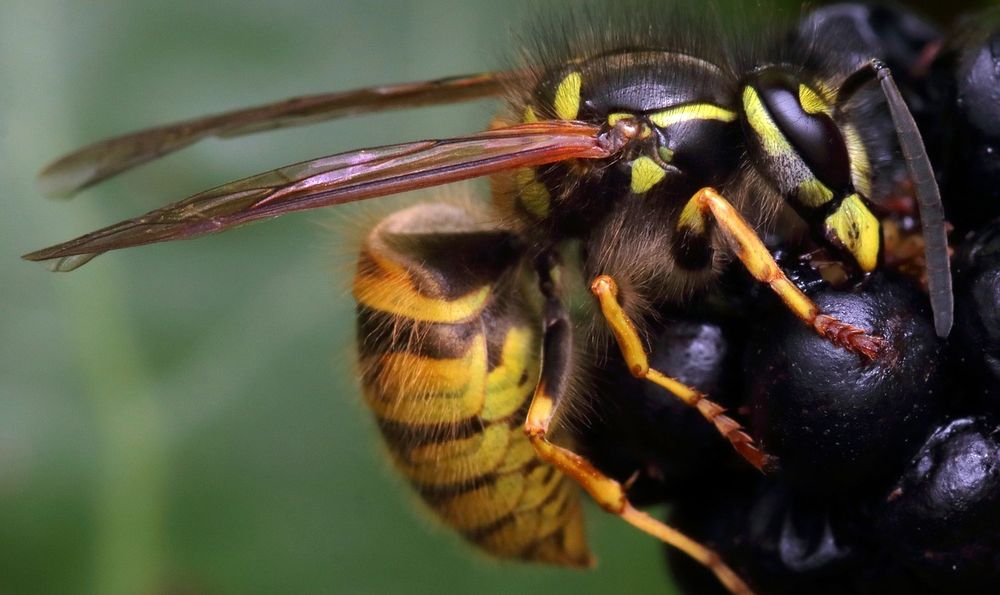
[740, 68, 882, 272]
[354, 203, 591, 566]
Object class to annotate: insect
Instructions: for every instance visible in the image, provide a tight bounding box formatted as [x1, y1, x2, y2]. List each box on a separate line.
[24, 2, 955, 593]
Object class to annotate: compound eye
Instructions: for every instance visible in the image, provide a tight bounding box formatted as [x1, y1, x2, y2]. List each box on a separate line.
[746, 68, 852, 193]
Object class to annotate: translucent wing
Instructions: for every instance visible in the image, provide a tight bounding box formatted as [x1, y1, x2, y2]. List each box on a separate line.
[38, 71, 522, 198]
[25, 121, 621, 271]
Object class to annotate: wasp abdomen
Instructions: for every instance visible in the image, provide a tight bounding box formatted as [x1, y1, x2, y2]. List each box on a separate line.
[353, 203, 591, 566]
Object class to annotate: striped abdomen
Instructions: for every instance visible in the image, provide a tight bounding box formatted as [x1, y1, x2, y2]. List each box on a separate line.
[353, 203, 590, 566]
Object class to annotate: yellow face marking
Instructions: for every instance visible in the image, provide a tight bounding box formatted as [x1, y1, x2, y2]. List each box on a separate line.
[742, 86, 792, 156]
[553, 72, 582, 120]
[798, 84, 832, 115]
[515, 168, 551, 219]
[647, 103, 737, 128]
[825, 193, 881, 272]
[523, 105, 538, 123]
[843, 123, 872, 198]
[796, 177, 835, 208]
[630, 156, 667, 194]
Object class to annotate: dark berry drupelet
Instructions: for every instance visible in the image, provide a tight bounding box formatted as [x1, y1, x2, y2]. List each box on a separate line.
[953, 219, 1000, 404]
[745, 272, 946, 495]
[873, 416, 1000, 589]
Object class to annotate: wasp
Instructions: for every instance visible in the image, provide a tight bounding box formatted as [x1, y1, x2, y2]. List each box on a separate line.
[24, 3, 955, 593]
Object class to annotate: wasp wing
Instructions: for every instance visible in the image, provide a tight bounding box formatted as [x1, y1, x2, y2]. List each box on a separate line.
[25, 121, 612, 271]
[38, 71, 521, 198]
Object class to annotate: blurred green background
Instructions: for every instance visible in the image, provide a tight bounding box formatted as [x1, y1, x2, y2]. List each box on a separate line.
[0, 1, 990, 594]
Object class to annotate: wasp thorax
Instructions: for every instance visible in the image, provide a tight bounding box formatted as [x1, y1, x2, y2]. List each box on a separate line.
[509, 51, 743, 227]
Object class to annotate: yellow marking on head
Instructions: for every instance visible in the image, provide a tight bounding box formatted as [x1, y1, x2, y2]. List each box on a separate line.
[843, 123, 872, 197]
[825, 193, 881, 272]
[796, 177, 835, 208]
[523, 105, 538, 123]
[648, 103, 737, 128]
[482, 326, 539, 421]
[515, 168, 551, 219]
[553, 72, 582, 120]
[677, 193, 708, 235]
[354, 251, 491, 323]
[607, 112, 633, 126]
[630, 156, 667, 194]
[798, 84, 832, 115]
[742, 86, 792, 156]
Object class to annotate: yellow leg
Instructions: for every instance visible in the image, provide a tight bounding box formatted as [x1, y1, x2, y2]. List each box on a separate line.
[683, 187, 884, 359]
[524, 383, 753, 595]
[527, 257, 753, 595]
[591, 275, 773, 472]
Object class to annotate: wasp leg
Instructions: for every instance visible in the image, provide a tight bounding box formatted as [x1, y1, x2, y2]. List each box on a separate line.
[681, 186, 885, 359]
[589, 275, 773, 473]
[525, 257, 753, 595]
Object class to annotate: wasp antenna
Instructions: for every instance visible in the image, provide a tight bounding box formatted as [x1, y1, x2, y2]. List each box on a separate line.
[837, 59, 955, 337]
[873, 61, 953, 338]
